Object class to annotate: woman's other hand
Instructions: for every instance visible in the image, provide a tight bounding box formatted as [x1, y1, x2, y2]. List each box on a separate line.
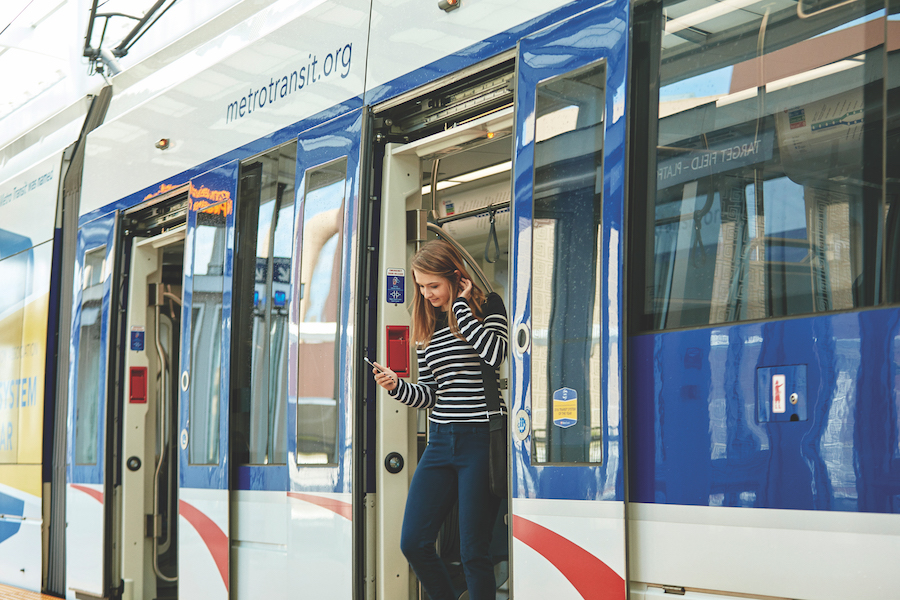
[372, 361, 398, 391]
[458, 276, 473, 300]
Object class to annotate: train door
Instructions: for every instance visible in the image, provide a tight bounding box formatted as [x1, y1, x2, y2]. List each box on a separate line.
[66, 212, 119, 599]
[508, 3, 629, 599]
[286, 109, 365, 599]
[177, 163, 238, 599]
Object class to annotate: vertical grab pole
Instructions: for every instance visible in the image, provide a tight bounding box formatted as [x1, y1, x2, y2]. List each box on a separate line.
[153, 299, 177, 583]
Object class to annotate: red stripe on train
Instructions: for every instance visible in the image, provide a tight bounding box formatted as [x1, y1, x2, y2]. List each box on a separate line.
[179, 500, 229, 592]
[70, 484, 103, 503]
[512, 514, 625, 600]
[287, 492, 353, 520]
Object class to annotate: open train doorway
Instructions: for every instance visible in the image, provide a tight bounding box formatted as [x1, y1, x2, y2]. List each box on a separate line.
[371, 57, 514, 600]
[120, 190, 187, 600]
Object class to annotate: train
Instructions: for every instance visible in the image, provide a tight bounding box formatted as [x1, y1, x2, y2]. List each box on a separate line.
[0, 0, 898, 598]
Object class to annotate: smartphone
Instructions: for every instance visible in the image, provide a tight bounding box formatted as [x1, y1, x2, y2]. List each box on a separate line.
[363, 356, 382, 373]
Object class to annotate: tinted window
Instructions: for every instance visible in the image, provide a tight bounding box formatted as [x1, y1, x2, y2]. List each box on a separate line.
[189, 206, 227, 465]
[232, 144, 296, 465]
[636, 0, 892, 330]
[296, 157, 347, 465]
[531, 62, 606, 465]
[75, 248, 105, 465]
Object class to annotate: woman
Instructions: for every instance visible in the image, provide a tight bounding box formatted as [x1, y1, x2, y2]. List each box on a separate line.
[371, 239, 507, 600]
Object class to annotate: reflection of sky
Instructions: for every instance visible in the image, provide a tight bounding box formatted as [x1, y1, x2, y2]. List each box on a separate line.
[256, 201, 275, 257]
[273, 202, 295, 258]
[762, 178, 806, 237]
[815, 9, 886, 35]
[306, 235, 339, 322]
[194, 226, 216, 276]
[256, 196, 295, 268]
[660, 66, 733, 101]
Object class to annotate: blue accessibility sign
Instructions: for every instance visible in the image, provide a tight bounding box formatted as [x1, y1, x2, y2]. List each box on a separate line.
[130, 327, 145, 352]
[387, 268, 405, 304]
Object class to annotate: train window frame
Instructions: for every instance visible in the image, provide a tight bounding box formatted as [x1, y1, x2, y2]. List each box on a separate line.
[294, 155, 348, 467]
[529, 58, 608, 467]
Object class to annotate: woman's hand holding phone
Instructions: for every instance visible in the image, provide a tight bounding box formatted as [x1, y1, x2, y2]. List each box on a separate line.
[368, 359, 398, 391]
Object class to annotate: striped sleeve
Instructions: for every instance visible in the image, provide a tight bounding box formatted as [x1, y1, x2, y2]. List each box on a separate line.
[452, 293, 508, 368]
[387, 348, 437, 408]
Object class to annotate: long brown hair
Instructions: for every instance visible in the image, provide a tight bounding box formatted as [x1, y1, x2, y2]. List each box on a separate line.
[411, 239, 486, 347]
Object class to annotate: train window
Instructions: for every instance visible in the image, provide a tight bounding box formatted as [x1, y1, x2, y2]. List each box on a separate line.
[636, 0, 890, 330]
[189, 205, 227, 465]
[295, 157, 347, 465]
[232, 144, 296, 466]
[75, 248, 106, 465]
[530, 61, 606, 465]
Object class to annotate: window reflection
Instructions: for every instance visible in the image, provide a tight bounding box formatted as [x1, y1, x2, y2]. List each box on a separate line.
[190, 207, 226, 465]
[75, 248, 105, 466]
[232, 144, 296, 466]
[296, 158, 347, 466]
[531, 63, 606, 465]
[641, 0, 892, 330]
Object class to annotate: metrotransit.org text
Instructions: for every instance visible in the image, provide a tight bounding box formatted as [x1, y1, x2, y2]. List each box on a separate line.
[226, 43, 352, 123]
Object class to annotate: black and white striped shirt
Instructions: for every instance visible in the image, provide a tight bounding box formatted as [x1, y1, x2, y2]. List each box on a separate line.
[389, 293, 508, 423]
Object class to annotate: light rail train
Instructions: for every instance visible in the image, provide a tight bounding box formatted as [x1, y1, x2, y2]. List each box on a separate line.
[0, 0, 898, 598]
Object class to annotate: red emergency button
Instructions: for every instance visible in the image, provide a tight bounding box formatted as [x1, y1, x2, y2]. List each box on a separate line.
[386, 326, 410, 378]
[130, 367, 148, 403]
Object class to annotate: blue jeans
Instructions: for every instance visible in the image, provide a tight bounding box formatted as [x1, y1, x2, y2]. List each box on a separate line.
[400, 422, 500, 600]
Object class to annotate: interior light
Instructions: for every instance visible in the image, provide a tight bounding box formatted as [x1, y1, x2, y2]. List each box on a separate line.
[452, 161, 512, 183]
[421, 181, 462, 195]
[420, 161, 512, 196]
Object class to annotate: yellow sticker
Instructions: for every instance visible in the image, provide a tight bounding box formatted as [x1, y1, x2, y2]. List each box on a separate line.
[552, 387, 577, 428]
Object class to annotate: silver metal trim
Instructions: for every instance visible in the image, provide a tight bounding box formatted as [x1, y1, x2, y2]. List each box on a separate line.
[372, 49, 516, 114]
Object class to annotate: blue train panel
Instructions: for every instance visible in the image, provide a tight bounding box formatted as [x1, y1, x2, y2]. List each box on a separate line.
[629, 309, 900, 513]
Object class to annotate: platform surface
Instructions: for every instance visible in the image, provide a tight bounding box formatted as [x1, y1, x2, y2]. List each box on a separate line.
[0, 584, 59, 599]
